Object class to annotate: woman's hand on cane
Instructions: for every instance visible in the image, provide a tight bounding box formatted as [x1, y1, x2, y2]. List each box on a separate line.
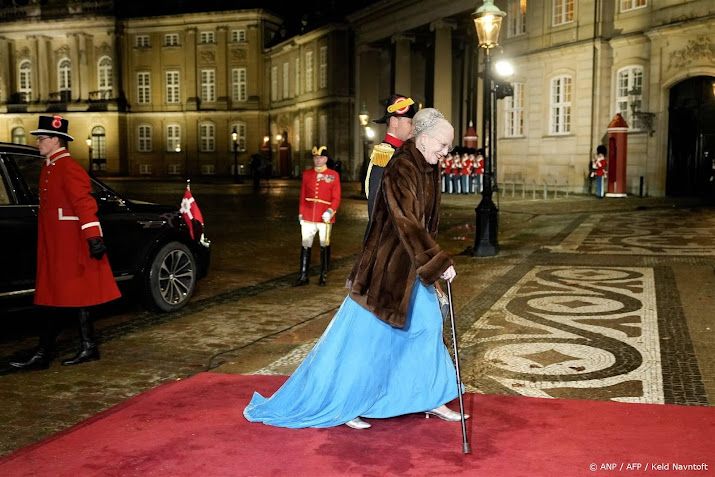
[441, 265, 456, 283]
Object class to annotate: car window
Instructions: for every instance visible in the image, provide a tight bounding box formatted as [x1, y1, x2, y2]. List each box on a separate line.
[9, 153, 42, 204]
[0, 171, 10, 205]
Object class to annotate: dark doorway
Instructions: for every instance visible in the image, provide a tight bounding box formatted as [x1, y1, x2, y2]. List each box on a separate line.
[666, 76, 715, 197]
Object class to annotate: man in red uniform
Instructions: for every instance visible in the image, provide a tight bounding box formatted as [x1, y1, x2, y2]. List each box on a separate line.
[10, 115, 121, 371]
[294, 146, 341, 286]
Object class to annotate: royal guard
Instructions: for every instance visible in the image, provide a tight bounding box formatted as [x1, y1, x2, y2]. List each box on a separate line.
[439, 152, 450, 193]
[591, 145, 607, 198]
[473, 148, 485, 194]
[443, 149, 455, 193]
[460, 150, 473, 194]
[365, 94, 417, 218]
[295, 146, 341, 286]
[10, 115, 121, 371]
[451, 153, 462, 194]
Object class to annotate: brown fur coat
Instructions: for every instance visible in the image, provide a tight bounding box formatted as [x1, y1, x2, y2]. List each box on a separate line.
[348, 138, 452, 328]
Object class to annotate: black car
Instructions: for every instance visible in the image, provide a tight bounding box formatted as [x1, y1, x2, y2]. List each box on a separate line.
[0, 142, 210, 312]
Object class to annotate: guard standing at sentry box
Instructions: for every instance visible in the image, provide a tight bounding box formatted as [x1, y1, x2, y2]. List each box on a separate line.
[10, 115, 121, 371]
[364, 94, 417, 218]
[294, 146, 341, 287]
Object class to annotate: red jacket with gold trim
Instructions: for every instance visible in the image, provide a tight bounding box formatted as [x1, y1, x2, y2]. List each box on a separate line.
[35, 148, 121, 307]
[299, 167, 341, 223]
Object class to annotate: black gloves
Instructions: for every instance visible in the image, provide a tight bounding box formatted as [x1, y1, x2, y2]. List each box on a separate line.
[87, 237, 107, 260]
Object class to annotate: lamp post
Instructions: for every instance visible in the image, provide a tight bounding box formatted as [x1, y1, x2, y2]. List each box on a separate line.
[472, 0, 505, 257]
[231, 126, 240, 183]
[358, 102, 370, 195]
[85, 135, 93, 174]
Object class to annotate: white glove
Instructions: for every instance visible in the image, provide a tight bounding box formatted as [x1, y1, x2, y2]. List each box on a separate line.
[321, 210, 332, 222]
[440, 265, 457, 283]
[298, 214, 303, 224]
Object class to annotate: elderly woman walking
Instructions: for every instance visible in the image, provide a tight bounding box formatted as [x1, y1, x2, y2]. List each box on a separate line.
[243, 108, 465, 430]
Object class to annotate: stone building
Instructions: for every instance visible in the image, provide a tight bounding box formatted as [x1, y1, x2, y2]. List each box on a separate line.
[350, 0, 715, 196]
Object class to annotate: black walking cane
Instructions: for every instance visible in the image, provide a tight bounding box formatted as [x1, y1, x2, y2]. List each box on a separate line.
[446, 280, 471, 454]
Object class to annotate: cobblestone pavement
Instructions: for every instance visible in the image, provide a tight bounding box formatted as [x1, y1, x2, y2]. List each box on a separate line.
[0, 179, 712, 457]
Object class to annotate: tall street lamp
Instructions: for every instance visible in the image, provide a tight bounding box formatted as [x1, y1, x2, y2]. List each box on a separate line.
[85, 135, 93, 174]
[472, 0, 505, 257]
[231, 126, 241, 183]
[358, 102, 370, 195]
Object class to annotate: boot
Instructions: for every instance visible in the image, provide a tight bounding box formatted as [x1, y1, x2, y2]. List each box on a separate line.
[61, 309, 100, 366]
[325, 245, 331, 271]
[319, 246, 328, 286]
[9, 316, 59, 371]
[293, 247, 311, 286]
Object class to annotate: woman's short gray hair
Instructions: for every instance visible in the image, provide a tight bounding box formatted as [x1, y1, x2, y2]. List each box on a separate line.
[412, 108, 446, 137]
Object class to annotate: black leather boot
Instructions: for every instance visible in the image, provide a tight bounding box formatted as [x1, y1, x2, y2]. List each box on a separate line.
[61, 309, 100, 366]
[325, 245, 331, 271]
[319, 246, 328, 286]
[293, 247, 311, 286]
[9, 316, 59, 371]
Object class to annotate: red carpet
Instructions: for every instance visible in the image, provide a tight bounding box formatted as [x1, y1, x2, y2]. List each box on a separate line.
[1, 373, 713, 477]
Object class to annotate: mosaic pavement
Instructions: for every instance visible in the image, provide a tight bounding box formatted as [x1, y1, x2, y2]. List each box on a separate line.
[251, 208, 711, 406]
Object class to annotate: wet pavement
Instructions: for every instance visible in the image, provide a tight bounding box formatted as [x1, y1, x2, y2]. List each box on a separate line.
[0, 179, 713, 457]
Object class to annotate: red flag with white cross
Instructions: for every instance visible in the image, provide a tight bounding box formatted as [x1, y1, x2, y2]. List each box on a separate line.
[179, 182, 204, 240]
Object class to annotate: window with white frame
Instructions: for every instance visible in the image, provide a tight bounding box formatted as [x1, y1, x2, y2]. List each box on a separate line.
[615, 66, 643, 129]
[295, 57, 301, 96]
[11, 127, 26, 145]
[164, 33, 179, 47]
[305, 116, 313, 150]
[507, 0, 527, 37]
[137, 124, 152, 152]
[504, 82, 525, 137]
[200, 69, 215, 102]
[139, 164, 152, 175]
[271, 65, 278, 101]
[137, 72, 151, 104]
[135, 34, 150, 48]
[58, 58, 71, 93]
[283, 62, 290, 98]
[91, 126, 107, 161]
[550, 75, 572, 134]
[293, 118, 301, 152]
[319, 114, 327, 147]
[199, 122, 215, 152]
[98, 56, 112, 94]
[166, 124, 181, 152]
[201, 164, 216, 175]
[200, 31, 215, 44]
[18, 60, 32, 101]
[552, 0, 574, 26]
[165, 70, 180, 104]
[232, 67, 247, 102]
[230, 122, 247, 151]
[621, 0, 646, 12]
[319, 46, 327, 89]
[305, 50, 314, 93]
[231, 29, 246, 42]
[168, 163, 181, 175]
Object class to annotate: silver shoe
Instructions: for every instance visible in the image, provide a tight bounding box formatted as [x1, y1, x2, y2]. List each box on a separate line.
[345, 417, 371, 429]
[425, 405, 469, 422]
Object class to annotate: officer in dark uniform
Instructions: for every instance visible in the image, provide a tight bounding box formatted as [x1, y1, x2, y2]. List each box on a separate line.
[365, 94, 417, 219]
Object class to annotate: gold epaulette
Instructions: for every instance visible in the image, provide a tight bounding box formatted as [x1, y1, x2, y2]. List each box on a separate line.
[370, 143, 395, 168]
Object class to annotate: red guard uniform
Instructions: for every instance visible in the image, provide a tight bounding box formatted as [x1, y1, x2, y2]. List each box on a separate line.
[299, 167, 341, 223]
[35, 147, 120, 307]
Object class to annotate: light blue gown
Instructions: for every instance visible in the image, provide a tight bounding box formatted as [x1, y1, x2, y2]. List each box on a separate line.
[243, 280, 459, 428]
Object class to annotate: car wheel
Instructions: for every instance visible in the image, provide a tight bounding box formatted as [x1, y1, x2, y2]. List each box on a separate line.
[145, 241, 197, 312]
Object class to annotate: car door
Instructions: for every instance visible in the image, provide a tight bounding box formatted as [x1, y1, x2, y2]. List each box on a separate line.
[0, 152, 40, 296]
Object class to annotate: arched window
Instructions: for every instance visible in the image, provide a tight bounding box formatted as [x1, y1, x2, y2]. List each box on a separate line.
[615, 65, 644, 129]
[11, 127, 26, 145]
[90, 126, 107, 172]
[98, 56, 113, 95]
[18, 60, 32, 101]
[58, 58, 71, 93]
[199, 121, 215, 152]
